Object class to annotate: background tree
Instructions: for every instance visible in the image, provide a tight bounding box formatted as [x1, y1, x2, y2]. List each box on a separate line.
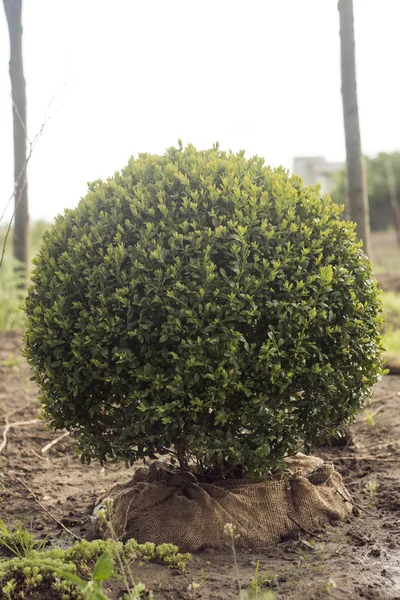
[338, 0, 371, 256]
[331, 152, 400, 233]
[3, 0, 29, 284]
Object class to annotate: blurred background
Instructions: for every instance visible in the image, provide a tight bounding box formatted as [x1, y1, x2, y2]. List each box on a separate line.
[1, 0, 399, 365]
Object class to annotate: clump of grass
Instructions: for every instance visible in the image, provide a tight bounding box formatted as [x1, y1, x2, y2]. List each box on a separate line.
[0, 520, 45, 559]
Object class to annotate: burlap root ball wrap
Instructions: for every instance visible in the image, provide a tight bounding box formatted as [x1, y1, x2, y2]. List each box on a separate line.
[94, 454, 352, 551]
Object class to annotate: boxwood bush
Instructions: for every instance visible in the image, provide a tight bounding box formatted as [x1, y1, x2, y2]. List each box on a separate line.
[24, 143, 384, 477]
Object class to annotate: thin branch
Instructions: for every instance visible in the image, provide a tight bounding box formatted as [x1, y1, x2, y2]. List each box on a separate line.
[0, 399, 34, 423]
[287, 514, 320, 539]
[0, 77, 70, 269]
[332, 485, 375, 518]
[0, 177, 27, 270]
[256, 550, 296, 562]
[14, 477, 81, 540]
[0, 418, 39, 454]
[41, 431, 70, 454]
[331, 455, 399, 462]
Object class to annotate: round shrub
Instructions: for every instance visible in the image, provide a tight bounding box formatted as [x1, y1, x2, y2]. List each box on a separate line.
[24, 144, 384, 477]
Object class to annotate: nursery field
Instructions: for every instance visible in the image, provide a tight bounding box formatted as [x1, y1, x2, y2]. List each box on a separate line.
[1, 330, 400, 600]
[1, 225, 400, 599]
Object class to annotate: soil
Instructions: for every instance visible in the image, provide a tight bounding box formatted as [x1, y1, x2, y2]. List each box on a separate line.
[1, 331, 400, 599]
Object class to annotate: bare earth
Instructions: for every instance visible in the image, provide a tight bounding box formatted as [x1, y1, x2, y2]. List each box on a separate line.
[1, 330, 400, 600]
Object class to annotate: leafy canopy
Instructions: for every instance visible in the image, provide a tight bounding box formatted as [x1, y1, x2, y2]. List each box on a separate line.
[24, 143, 384, 477]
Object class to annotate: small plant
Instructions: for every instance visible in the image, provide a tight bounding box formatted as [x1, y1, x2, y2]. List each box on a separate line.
[224, 523, 243, 600]
[326, 578, 337, 592]
[0, 519, 45, 558]
[187, 568, 208, 598]
[54, 552, 151, 600]
[187, 581, 201, 598]
[51, 552, 115, 600]
[364, 480, 379, 500]
[249, 559, 276, 595]
[364, 409, 375, 427]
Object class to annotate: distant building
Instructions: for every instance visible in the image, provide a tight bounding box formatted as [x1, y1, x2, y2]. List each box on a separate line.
[293, 157, 343, 194]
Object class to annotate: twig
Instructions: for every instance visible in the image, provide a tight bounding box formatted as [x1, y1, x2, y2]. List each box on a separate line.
[0, 399, 34, 423]
[361, 441, 399, 452]
[258, 550, 296, 562]
[332, 485, 375, 518]
[368, 392, 399, 405]
[0, 418, 39, 454]
[287, 515, 320, 539]
[0, 78, 70, 270]
[331, 455, 399, 462]
[41, 431, 70, 454]
[14, 477, 81, 540]
[0, 78, 69, 226]
[0, 180, 27, 270]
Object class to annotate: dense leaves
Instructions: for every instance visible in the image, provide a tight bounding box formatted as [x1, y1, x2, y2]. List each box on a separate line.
[24, 143, 384, 476]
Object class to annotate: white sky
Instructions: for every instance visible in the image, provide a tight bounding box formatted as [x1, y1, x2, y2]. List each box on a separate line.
[1, 0, 399, 222]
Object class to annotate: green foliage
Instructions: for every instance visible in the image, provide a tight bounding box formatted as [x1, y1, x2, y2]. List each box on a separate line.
[0, 259, 25, 331]
[0, 520, 45, 559]
[380, 291, 400, 369]
[0, 554, 81, 599]
[52, 552, 117, 600]
[0, 522, 188, 599]
[331, 151, 400, 231]
[24, 143, 384, 476]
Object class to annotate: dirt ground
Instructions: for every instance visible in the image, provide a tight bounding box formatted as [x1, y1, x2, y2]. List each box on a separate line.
[1, 331, 400, 600]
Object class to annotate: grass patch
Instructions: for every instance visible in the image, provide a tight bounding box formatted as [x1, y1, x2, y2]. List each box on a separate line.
[0, 221, 50, 332]
[381, 291, 400, 369]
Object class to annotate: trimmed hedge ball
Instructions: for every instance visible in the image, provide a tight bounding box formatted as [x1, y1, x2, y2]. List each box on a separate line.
[24, 144, 384, 476]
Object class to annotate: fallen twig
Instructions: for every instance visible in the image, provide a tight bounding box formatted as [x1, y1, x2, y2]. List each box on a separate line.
[14, 477, 81, 540]
[331, 455, 399, 462]
[260, 551, 296, 562]
[360, 441, 399, 452]
[368, 392, 400, 405]
[0, 399, 34, 423]
[41, 431, 70, 454]
[287, 515, 320, 539]
[0, 419, 39, 454]
[332, 485, 375, 518]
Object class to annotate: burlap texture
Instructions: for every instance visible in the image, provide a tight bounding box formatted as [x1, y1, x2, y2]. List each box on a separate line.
[95, 454, 352, 551]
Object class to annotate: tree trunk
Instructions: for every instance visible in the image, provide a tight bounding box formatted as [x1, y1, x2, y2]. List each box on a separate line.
[3, 0, 29, 284]
[338, 0, 371, 257]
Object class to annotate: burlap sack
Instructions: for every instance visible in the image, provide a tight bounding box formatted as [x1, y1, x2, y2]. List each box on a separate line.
[94, 454, 352, 551]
